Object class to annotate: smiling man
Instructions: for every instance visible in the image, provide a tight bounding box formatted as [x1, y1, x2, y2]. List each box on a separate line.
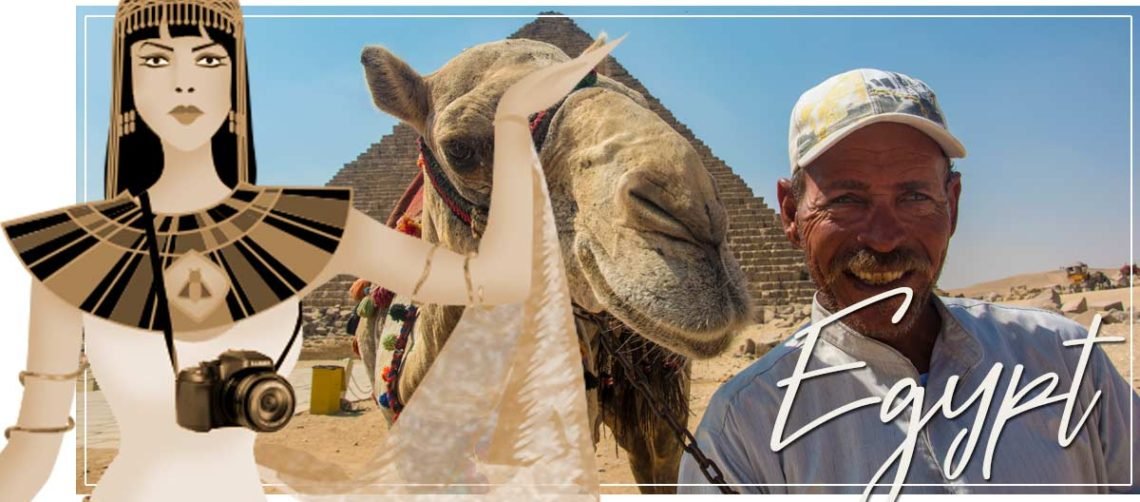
[678, 69, 1138, 495]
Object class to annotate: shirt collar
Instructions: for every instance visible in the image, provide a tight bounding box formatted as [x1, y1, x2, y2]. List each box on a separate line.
[808, 293, 983, 379]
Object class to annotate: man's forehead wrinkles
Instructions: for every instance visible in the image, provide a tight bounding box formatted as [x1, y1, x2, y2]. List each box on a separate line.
[809, 163, 943, 183]
[898, 180, 935, 190]
[821, 179, 869, 190]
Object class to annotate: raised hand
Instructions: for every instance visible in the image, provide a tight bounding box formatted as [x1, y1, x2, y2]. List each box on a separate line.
[496, 35, 625, 120]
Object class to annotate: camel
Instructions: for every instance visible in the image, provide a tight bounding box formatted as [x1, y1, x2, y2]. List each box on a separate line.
[360, 35, 753, 493]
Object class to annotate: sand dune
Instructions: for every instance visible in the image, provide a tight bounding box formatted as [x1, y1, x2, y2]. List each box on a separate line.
[947, 267, 1119, 299]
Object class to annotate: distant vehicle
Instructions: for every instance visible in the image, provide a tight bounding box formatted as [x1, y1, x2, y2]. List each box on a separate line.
[1063, 262, 1089, 293]
[1063, 262, 1113, 292]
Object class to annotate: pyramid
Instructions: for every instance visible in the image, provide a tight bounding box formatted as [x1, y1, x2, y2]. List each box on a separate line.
[304, 13, 816, 315]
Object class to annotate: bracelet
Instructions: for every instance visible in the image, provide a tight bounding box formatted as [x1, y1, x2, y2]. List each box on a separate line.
[462, 252, 486, 308]
[19, 361, 88, 386]
[5, 416, 76, 440]
[410, 243, 440, 306]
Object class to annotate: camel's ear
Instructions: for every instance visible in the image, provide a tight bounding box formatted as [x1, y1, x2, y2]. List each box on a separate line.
[361, 45, 431, 132]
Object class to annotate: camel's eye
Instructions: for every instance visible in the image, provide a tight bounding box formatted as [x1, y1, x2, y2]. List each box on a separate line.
[444, 142, 475, 163]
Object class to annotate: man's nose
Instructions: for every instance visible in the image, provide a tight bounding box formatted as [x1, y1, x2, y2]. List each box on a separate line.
[858, 202, 906, 253]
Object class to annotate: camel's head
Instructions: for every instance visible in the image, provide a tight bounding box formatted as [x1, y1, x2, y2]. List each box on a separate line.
[361, 37, 752, 358]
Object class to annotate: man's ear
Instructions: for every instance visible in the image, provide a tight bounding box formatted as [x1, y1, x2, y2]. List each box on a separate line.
[776, 177, 801, 248]
[947, 171, 962, 236]
[360, 45, 431, 133]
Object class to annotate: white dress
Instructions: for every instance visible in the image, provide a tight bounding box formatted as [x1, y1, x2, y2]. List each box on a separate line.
[84, 298, 301, 501]
[1, 184, 352, 501]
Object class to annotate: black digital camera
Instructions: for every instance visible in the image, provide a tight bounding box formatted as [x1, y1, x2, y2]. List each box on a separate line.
[175, 350, 296, 433]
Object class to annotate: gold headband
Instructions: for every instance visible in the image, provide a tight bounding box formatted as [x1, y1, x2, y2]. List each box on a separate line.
[115, 0, 242, 35]
[106, 0, 249, 198]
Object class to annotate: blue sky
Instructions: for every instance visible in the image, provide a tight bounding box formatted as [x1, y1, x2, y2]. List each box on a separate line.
[75, 5, 1134, 289]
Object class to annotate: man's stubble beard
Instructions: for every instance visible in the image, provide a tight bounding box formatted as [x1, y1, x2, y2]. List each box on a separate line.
[804, 239, 948, 342]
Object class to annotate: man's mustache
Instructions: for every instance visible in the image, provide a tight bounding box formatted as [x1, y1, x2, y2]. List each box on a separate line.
[823, 248, 932, 285]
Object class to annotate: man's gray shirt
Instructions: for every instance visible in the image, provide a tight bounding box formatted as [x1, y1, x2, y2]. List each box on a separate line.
[678, 296, 1138, 494]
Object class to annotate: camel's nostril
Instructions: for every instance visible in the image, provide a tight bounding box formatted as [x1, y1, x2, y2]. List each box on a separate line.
[619, 171, 720, 246]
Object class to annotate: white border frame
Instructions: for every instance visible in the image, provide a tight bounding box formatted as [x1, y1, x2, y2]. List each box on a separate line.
[74, 7, 1135, 495]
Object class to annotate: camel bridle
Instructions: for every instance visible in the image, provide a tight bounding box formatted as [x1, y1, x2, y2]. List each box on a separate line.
[413, 69, 598, 239]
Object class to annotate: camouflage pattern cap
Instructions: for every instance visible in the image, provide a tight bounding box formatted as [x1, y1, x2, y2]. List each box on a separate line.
[788, 68, 966, 173]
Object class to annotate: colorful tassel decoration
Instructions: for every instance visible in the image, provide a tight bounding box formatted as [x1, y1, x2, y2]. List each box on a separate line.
[396, 215, 422, 238]
[349, 278, 372, 302]
[389, 304, 409, 322]
[356, 296, 377, 318]
[372, 287, 395, 312]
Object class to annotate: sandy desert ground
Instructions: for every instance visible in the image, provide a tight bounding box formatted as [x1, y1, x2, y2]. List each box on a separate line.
[76, 272, 1137, 496]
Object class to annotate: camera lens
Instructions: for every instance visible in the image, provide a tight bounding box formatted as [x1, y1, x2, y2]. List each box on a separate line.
[230, 373, 295, 432]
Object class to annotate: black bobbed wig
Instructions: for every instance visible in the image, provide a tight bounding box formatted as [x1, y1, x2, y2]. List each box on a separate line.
[104, 21, 256, 199]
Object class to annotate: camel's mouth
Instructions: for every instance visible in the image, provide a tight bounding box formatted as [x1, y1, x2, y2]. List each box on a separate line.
[574, 236, 751, 359]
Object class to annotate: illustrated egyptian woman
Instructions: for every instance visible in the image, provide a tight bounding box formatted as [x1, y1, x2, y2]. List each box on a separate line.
[0, 0, 615, 499]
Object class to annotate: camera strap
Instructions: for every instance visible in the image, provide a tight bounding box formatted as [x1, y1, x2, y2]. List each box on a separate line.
[138, 191, 303, 375]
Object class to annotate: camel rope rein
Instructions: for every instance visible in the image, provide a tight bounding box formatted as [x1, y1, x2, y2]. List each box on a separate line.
[573, 307, 737, 494]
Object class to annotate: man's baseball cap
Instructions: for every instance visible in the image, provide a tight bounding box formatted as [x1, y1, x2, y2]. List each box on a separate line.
[788, 68, 967, 173]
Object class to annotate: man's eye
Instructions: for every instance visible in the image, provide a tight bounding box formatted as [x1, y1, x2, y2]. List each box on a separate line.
[831, 194, 862, 205]
[901, 192, 933, 202]
[140, 55, 170, 68]
[196, 55, 226, 68]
